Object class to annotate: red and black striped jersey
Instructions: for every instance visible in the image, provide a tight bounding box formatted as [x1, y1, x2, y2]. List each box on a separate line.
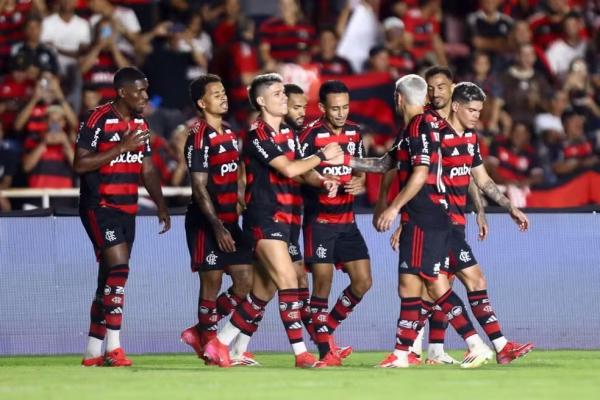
[82, 51, 119, 102]
[243, 118, 302, 225]
[0, 0, 31, 70]
[439, 124, 483, 226]
[77, 102, 151, 214]
[258, 17, 316, 63]
[390, 112, 448, 228]
[402, 8, 440, 59]
[488, 138, 541, 183]
[23, 134, 74, 188]
[185, 119, 240, 224]
[298, 118, 363, 225]
[559, 138, 594, 161]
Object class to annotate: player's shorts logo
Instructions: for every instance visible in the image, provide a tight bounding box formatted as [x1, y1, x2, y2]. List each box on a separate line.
[105, 230, 116, 242]
[206, 252, 218, 266]
[288, 244, 299, 256]
[270, 232, 283, 238]
[459, 249, 472, 263]
[347, 141, 356, 156]
[316, 244, 327, 259]
[399, 261, 409, 269]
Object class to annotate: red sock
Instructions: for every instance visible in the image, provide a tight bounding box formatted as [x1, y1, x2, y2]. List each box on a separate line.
[417, 299, 434, 332]
[298, 287, 312, 330]
[230, 292, 267, 336]
[278, 289, 304, 345]
[88, 297, 106, 340]
[216, 286, 243, 319]
[428, 305, 448, 344]
[103, 264, 128, 330]
[197, 299, 218, 343]
[395, 297, 421, 351]
[310, 296, 329, 357]
[436, 290, 476, 340]
[326, 286, 362, 333]
[468, 290, 504, 340]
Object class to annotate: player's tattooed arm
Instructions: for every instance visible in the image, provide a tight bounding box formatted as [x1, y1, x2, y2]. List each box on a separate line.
[469, 179, 488, 240]
[480, 180, 512, 209]
[349, 152, 395, 173]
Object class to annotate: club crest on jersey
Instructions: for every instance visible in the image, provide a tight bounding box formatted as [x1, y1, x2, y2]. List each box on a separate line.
[347, 141, 356, 156]
[467, 143, 475, 156]
[232, 138, 239, 151]
[206, 252, 218, 266]
[316, 244, 327, 259]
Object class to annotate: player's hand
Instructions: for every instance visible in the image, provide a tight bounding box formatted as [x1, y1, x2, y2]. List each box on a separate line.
[509, 206, 529, 232]
[158, 207, 171, 234]
[120, 126, 149, 153]
[376, 205, 399, 232]
[476, 211, 489, 241]
[372, 200, 386, 230]
[322, 178, 339, 198]
[344, 175, 365, 195]
[321, 142, 344, 165]
[215, 224, 236, 253]
[390, 225, 402, 251]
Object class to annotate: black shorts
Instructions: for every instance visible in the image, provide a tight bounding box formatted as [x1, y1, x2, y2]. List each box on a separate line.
[80, 207, 135, 255]
[398, 221, 449, 281]
[445, 225, 478, 276]
[185, 217, 253, 272]
[288, 223, 303, 263]
[303, 221, 370, 267]
[243, 212, 292, 245]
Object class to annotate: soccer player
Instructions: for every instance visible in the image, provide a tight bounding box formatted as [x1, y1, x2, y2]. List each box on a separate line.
[179, 74, 257, 366]
[298, 80, 369, 365]
[350, 74, 492, 368]
[75, 67, 171, 367]
[283, 83, 312, 333]
[433, 82, 534, 364]
[203, 73, 344, 368]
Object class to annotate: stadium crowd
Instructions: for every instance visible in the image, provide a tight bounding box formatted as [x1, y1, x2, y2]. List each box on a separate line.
[1, 0, 599, 211]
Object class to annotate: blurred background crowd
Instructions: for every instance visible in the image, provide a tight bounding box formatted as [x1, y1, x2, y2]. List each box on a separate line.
[1, 0, 599, 211]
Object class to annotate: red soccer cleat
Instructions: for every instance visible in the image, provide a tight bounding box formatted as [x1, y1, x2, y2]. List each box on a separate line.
[408, 352, 422, 365]
[295, 352, 326, 368]
[320, 350, 342, 366]
[496, 341, 534, 365]
[104, 348, 132, 367]
[328, 335, 353, 359]
[180, 326, 204, 358]
[203, 338, 231, 368]
[81, 356, 104, 367]
[376, 352, 409, 368]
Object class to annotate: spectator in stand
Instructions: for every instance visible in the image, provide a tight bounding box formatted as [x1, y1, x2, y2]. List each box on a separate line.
[562, 58, 600, 124]
[336, 0, 382, 73]
[258, 0, 316, 68]
[14, 73, 78, 138]
[383, 16, 416, 77]
[463, 51, 504, 134]
[88, 0, 142, 60]
[0, 120, 19, 211]
[501, 0, 537, 19]
[552, 109, 599, 177]
[365, 45, 395, 78]
[529, 0, 581, 49]
[546, 12, 588, 80]
[80, 17, 131, 104]
[0, 0, 46, 72]
[110, 0, 158, 32]
[534, 90, 569, 137]
[313, 27, 353, 76]
[506, 19, 554, 81]
[467, 0, 514, 57]
[401, 0, 447, 66]
[502, 43, 552, 126]
[149, 131, 179, 186]
[212, 0, 243, 48]
[180, 11, 212, 81]
[0, 53, 34, 138]
[10, 15, 59, 77]
[80, 84, 102, 116]
[22, 104, 75, 189]
[487, 122, 544, 188]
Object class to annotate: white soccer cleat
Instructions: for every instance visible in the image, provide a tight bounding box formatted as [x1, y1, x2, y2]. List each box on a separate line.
[425, 352, 460, 365]
[460, 345, 494, 369]
[230, 352, 261, 367]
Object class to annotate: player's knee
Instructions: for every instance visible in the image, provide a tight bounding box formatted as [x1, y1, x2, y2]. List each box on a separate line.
[297, 272, 309, 289]
[459, 267, 487, 292]
[352, 276, 372, 297]
[231, 269, 253, 295]
[313, 279, 332, 298]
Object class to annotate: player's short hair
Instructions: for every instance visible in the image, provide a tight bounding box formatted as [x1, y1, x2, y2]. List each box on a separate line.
[113, 67, 147, 90]
[284, 83, 304, 97]
[248, 73, 283, 111]
[319, 80, 349, 104]
[189, 74, 222, 111]
[394, 74, 427, 106]
[424, 65, 453, 82]
[452, 82, 487, 103]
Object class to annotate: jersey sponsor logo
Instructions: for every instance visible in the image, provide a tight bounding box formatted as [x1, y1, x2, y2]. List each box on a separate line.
[459, 249, 472, 263]
[186, 144, 194, 168]
[346, 130, 356, 136]
[449, 164, 471, 178]
[317, 132, 330, 138]
[105, 229, 116, 242]
[398, 319, 419, 330]
[322, 165, 352, 176]
[252, 138, 269, 159]
[451, 147, 460, 156]
[206, 251, 218, 266]
[203, 145, 209, 168]
[316, 244, 327, 259]
[91, 127, 101, 148]
[109, 151, 144, 167]
[109, 133, 121, 142]
[347, 141, 356, 155]
[287, 138, 296, 152]
[218, 145, 226, 153]
[422, 135, 429, 154]
[106, 118, 119, 124]
[298, 142, 309, 157]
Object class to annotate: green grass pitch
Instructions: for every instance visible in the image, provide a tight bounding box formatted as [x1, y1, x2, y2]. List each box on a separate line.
[1, 351, 599, 400]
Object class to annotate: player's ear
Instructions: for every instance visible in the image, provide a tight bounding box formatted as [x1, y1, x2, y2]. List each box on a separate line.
[197, 99, 205, 111]
[451, 101, 459, 113]
[117, 87, 126, 99]
[256, 95, 266, 108]
[318, 102, 325, 113]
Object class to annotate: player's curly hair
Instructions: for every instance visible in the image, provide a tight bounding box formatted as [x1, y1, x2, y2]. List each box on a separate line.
[189, 74, 222, 111]
[248, 73, 283, 111]
[318, 80, 349, 104]
[452, 82, 486, 103]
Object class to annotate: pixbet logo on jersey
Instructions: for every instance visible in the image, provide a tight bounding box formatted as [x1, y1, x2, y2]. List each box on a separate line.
[449, 164, 471, 178]
[322, 165, 352, 176]
[220, 161, 238, 176]
[109, 151, 144, 166]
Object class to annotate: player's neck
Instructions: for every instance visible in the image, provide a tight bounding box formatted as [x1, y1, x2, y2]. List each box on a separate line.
[438, 105, 451, 120]
[403, 104, 424, 125]
[262, 112, 283, 132]
[204, 113, 223, 133]
[448, 115, 466, 135]
[113, 100, 133, 120]
[323, 118, 342, 135]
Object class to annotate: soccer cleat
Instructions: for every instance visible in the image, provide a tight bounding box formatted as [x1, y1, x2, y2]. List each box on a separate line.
[328, 336, 353, 359]
[230, 352, 261, 367]
[180, 326, 204, 358]
[81, 356, 104, 367]
[460, 345, 494, 369]
[496, 341, 534, 365]
[104, 348, 132, 367]
[203, 338, 231, 368]
[295, 352, 326, 368]
[376, 353, 409, 368]
[408, 352, 422, 365]
[320, 351, 342, 367]
[425, 352, 460, 365]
